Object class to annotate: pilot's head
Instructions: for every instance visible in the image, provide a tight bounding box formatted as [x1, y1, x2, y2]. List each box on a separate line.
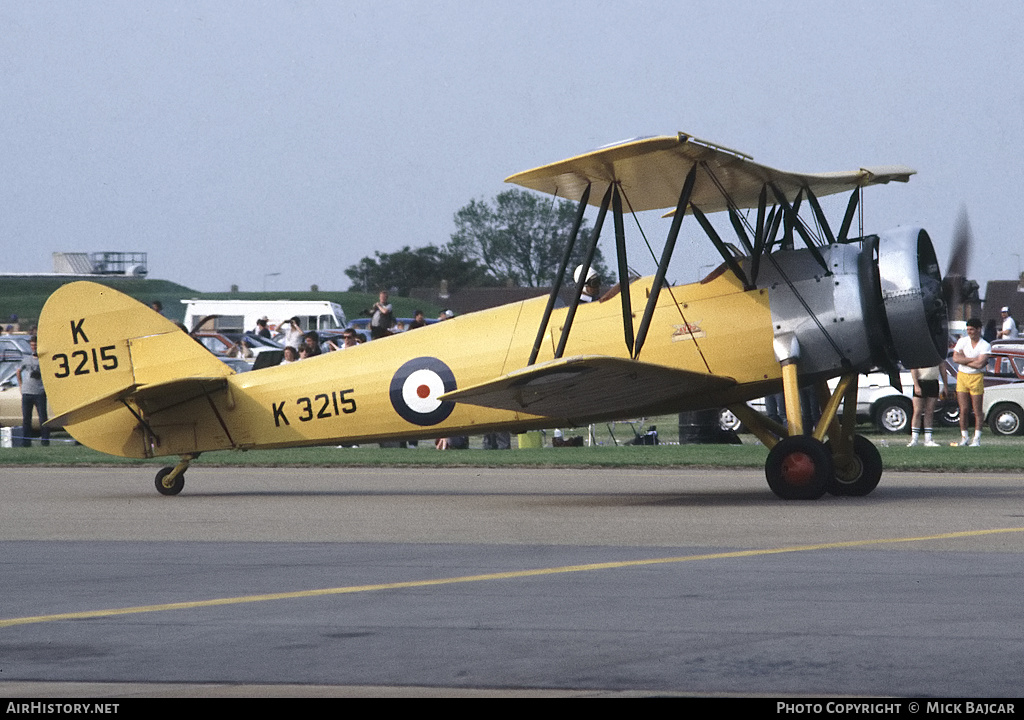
[573, 265, 601, 300]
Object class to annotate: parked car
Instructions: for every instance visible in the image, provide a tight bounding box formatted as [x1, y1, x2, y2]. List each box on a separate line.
[1, 336, 40, 431]
[981, 384, 1024, 436]
[0, 364, 25, 429]
[717, 368, 958, 434]
[192, 331, 280, 364]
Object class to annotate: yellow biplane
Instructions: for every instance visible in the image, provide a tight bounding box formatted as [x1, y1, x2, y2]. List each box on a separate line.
[37, 133, 947, 499]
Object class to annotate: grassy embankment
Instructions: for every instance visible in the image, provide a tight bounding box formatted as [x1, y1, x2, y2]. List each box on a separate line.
[0, 276, 441, 327]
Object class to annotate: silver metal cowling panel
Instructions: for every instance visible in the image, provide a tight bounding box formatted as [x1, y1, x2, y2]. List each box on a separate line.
[758, 244, 875, 377]
[876, 227, 946, 369]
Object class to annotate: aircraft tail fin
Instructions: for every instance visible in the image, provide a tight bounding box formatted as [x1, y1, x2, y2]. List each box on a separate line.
[37, 281, 233, 456]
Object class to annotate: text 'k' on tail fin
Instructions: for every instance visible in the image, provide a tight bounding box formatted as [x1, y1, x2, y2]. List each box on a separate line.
[37, 281, 233, 457]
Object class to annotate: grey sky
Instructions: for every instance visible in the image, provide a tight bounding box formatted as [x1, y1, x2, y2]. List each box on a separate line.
[3, 1, 1022, 293]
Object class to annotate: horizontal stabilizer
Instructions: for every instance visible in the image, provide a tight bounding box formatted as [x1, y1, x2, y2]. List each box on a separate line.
[441, 355, 735, 421]
[46, 376, 231, 429]
[506, 132, 915, 213]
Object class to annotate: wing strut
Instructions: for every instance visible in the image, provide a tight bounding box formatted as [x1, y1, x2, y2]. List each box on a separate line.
[769, 183, 831, 274]
[612, 186, 635, 355]
[837, 187, 861, 243]
[528, 183, 592, 366]
[749, 185, 768, 286]
[633, 163, 698, 359]
[690, 205, 753, 290]
[804, 186, 836, 246]
[554, 183, 614, 359]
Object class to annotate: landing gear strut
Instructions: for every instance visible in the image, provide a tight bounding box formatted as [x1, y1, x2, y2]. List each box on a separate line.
[826, 435, 882, 496]
[729, 369, 881, 500]
[154, 454, 198, 496]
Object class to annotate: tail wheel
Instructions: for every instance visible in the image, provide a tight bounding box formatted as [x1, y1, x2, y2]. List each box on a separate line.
[765, 436, 831, 500]
[155, 466, 185, 496]
[826, 435, 882, 497]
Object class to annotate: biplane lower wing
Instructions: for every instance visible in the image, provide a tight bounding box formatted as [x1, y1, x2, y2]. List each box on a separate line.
[441, 355, 735, 422]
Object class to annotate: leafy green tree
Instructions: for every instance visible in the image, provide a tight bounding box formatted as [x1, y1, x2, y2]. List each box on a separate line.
[448, 189, 608, 287]
[344, 245, 491, 295]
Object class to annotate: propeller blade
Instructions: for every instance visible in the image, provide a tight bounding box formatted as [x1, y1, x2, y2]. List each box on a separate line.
[942, 206, 974, 321]
[946, 205, 972, 279]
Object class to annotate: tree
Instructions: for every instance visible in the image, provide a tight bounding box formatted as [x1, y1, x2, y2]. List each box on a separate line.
[344, 245, 491, 295]
[448, 189, 608, 288]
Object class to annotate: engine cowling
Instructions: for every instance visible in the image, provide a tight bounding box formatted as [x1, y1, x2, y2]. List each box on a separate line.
[760, 227, 946, 378]
[872, 227, 947, 370]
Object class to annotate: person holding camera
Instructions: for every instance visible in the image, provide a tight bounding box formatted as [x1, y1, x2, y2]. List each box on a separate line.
[16, 336, 50, 447]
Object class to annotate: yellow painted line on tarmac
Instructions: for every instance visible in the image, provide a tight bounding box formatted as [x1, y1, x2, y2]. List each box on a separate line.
[3, 527, 1022, 629]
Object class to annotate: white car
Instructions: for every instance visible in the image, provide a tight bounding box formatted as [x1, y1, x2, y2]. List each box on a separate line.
[981, 384, 1024, 436]
[718, 370, 953, 434]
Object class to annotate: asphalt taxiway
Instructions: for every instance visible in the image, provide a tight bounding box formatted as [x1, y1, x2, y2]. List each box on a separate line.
[2, 465, 1023, 697]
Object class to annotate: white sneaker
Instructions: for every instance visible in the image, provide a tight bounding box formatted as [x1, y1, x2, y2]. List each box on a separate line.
[951, 437, 969, 446]
[970, 438, 981, 447]
[907, 438, 918, 447]
[923, 439, 940, 447]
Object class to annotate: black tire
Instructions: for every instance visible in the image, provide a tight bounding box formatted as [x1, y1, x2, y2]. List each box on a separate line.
[874, 397, 912, 434]
[988, 403, 1024, 436]
[825, 435, 882, 497]
[765, 436, 831, 500]
[155, 466, 184, 496]
[939, 402, 960, 427]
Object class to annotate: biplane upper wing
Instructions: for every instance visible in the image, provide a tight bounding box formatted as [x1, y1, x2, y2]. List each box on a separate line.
[505, 132, 915, 212]
[441, 355, 735, 422]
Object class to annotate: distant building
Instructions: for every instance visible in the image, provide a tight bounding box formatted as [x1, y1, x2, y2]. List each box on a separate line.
[983, 277, 1024, 323]
[51, 251, 148, 277]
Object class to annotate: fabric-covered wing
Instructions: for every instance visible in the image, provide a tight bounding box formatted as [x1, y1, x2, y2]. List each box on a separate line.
[505, 132, 914, 213]
[441, 355, 735, 422]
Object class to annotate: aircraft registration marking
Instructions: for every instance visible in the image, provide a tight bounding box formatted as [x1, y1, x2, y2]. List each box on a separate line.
[51, 346, 119, 378]
[50, 318, 120, 379]
[272, 389, 357, 427]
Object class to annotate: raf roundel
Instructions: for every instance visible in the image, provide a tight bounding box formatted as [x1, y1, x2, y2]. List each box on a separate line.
[389, 357, 457, 426]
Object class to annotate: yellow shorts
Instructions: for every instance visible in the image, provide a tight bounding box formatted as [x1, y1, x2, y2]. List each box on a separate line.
[957, 371, 985, 396]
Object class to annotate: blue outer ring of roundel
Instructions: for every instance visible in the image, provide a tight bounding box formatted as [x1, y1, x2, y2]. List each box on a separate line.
[389, 357, 458, 426]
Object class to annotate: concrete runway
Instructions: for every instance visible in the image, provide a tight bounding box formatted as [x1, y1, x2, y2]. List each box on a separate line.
[2, 465, 1023, 697]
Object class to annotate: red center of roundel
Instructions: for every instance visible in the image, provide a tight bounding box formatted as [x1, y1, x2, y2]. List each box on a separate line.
[417, 384, 431, 399]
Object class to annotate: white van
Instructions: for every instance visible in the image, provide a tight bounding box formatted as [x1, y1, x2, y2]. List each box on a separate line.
[181, 299, 347, 335]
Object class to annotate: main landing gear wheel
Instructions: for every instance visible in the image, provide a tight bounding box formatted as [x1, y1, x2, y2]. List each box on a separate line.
[765, 436, 832, 500]
[155, 466, 185, 496]
[825, 435, 882, 497]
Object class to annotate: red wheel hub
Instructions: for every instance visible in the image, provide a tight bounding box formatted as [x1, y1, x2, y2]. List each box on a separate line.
[780, 451, 815, 485]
